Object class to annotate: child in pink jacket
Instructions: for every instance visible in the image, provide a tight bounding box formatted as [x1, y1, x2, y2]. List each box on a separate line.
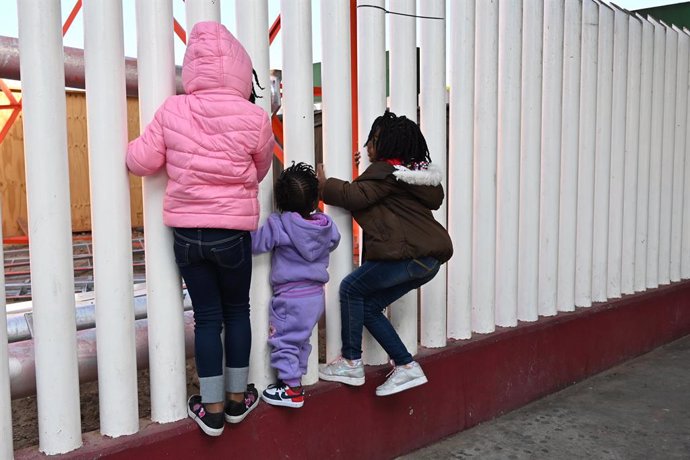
[127, 21, 274, 437]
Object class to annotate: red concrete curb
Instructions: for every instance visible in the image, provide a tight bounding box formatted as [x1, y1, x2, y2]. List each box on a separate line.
[16, 280, 690, 459]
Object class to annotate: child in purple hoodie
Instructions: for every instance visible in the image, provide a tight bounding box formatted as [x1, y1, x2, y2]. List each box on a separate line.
[251, 162, 340, 408]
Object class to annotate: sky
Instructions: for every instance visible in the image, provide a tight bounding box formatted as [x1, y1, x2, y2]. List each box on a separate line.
[0, 0, 684, 74]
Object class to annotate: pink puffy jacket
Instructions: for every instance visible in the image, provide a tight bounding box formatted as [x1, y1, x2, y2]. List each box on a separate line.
[127, 21, 274, 231]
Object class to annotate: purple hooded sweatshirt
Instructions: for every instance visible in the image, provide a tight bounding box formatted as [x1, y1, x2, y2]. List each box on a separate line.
[251, 212, 341, 289]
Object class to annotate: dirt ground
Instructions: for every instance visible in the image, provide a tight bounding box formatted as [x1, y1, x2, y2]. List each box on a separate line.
[12, 326, 328, 450]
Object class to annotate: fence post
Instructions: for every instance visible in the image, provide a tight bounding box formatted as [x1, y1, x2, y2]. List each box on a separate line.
[517, 0, 543, 320]
[591, 4, 614, 303]
[606, 6, 629, 300]
[83, 0, 139, 436]
[472, 0, 498, 333]
[135, 0, 188, 423]
[495, 0, 521, 327]
[575, 0, 599, 308]
[357, 0, 389, 363]
[419, 0, 448, 345]
[0, 203, 12, 460]
[646, 17, 666, 289]
[17, 0, 82, 453]
[539, 0, 564, 317]
[235, 0, 274, 390]
[658, 24, 678, 286]
[670, 26, 689, 282]
[621, 16, 643, 295]
[447, 0, 474, 339]
[320, 0, 354, 362]
[635, 15, 654, 292]
[682, 27, 690, 279]
[280, 0, 318, 383]
[557, 0, 582, 312]
[388, 0, 420, 354]
[185, 0, 221, 32]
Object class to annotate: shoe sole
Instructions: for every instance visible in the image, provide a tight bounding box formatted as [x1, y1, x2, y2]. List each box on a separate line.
[187, 406, 224, 437]
[375, 375, 428, 397]
[318, 372, 365, 386]
[225, 398, 259, 424]
[260, 393, 304, 408]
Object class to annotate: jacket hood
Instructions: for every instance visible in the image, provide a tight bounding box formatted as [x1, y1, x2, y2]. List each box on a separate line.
[280, 212, 339, 262]
[182, 21, 253, 98]
[392, 163, 445, 210]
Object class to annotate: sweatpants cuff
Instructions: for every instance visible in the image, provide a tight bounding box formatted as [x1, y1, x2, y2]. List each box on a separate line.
[226, 366, 249, 393]
[199, 375, 224, 403]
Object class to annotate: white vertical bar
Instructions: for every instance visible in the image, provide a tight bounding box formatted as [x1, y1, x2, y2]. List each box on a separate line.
[17, 0, 82, 453]
[83, 0, 138, 436]
[388, 0, 419, 355]
[591, 4, 613, 303]
[472, 0, 498, 333]
[670, 26, 688, 282]
[280, 0, 318, 383]
[683, 27, 690, 279]
[235, 0, 274, 389]
[419, 0, 448, 346]
[557, 0, 581, 312]
[575, 0, 598, 307]
[320, 0, 354, 360]
[135, 0, 187, 423]
[621, 16, 642, 295]
[647, 18, 665, 289]
[447, 0, 474, 339]
[518, 0, 543, 320]
[635, 15, 654, 291]
[357, 0, 388, 363]
[606, 7, 629, 299]
[658, 24, 678, 285]
[185, 0, 221, 32]
[539, 0, 564, 316]
[0, 206, 11, 460]
[495, 0, 521, 327]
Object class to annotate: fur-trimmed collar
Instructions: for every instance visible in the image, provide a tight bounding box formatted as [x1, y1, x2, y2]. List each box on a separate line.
[392, 163, 444, 186]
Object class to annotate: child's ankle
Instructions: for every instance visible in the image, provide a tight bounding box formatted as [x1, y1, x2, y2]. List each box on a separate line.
[284, 379, 301, 389]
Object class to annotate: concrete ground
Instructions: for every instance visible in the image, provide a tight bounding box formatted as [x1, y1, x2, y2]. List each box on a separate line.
[400, 334, 690, 460]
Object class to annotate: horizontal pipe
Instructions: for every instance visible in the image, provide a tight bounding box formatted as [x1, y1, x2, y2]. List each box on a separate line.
[0, 35, 183, 97]
[5, 290, 192, 342]
[8, 311, 196, 400]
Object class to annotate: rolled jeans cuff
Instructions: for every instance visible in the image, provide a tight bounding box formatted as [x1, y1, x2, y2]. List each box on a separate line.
[199, 375, 224, 403]
[226, 366, 249, 393]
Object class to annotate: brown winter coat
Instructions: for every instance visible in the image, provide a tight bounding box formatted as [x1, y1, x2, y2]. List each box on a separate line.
[322, 161, 453, 263]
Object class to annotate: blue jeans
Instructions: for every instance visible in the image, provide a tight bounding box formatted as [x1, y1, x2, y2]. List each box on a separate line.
[340, 257, 440, 365]
[173, 227, 252, 402]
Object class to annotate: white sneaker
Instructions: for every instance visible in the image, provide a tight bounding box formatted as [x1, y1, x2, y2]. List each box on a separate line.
[318, 357, 365, 386]
[375, 361, 428, 396]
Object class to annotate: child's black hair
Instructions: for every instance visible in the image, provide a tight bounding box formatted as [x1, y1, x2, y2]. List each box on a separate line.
[249, 69, 264, 104]
[364, 109, 431, 165]
[274, 162, 319, 218]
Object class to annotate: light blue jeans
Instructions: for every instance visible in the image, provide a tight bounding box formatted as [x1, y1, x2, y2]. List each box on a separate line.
[339, 257, 440, 365]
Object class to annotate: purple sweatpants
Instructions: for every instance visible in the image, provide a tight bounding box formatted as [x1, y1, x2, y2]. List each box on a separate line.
[268, 285, 325, 385]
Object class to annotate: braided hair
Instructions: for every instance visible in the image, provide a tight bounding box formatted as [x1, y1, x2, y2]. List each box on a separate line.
[364, 109, 431, 166]
[249, 69, 264, 104]
[274, 162, 319, 218]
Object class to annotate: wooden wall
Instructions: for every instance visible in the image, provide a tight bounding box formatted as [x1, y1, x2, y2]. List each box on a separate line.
[0, 91, 143, 238]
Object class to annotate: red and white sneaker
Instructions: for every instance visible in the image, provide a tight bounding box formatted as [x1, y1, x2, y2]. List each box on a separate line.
[261, 382, 305, 408]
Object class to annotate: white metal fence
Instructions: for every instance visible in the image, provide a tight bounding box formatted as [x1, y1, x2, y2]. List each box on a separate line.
[3, 0, 690, 456]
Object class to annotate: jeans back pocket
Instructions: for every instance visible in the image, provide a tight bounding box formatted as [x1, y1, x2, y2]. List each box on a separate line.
[210, 235, 247, 269]
[173, 239, 192, 267]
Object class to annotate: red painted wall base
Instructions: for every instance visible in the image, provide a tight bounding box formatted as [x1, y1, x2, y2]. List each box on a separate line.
[16, 280, 690, 459]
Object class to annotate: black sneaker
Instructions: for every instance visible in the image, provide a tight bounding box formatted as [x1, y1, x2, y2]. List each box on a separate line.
[187, 394, 224, 436]
[225, 383, 259, 424]
[261, 382, 305, 408]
